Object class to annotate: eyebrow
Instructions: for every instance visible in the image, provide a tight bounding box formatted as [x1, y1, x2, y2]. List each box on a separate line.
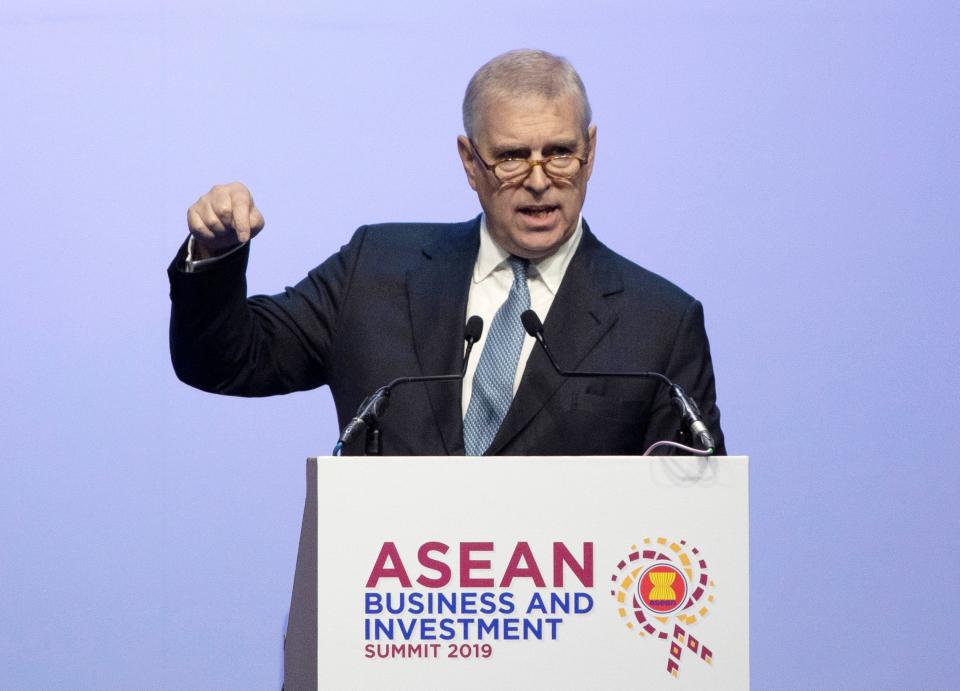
[490, 138, 583, 159]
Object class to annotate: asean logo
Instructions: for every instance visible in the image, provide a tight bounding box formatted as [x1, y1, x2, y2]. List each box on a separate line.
[610, 538, 715, 679]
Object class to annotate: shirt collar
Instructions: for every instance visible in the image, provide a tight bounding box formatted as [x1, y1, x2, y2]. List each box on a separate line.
[474, 215, 583, 295]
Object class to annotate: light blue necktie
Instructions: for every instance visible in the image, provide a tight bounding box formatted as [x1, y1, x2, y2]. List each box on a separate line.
[463, 256, 531, 455]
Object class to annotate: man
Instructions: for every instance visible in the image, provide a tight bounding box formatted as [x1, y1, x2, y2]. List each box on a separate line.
[169, 49, 725, 456]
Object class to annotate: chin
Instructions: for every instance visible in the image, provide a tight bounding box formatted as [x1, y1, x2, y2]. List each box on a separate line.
[516, 229, 570, 256]
[512, 237, 562, 259]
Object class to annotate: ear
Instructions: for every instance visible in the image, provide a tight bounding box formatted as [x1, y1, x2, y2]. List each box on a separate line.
[457, 135, 479, 192]
[583, 125, 597, 181]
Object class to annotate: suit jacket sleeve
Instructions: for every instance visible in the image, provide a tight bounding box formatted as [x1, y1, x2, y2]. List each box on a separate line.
[167, 229, 367, 396]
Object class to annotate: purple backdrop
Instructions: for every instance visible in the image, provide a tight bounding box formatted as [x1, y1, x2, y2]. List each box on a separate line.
[2, 1, 958, 688]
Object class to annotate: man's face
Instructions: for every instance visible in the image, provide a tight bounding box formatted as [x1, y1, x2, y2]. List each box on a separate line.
[457, 93, 597, 260]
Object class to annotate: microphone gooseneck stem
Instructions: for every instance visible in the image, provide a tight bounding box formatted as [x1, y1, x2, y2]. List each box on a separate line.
[333, 316, 484, 455]
[362, 337, 480, 455]
[521, 309, 714, 453]
[529, 318, 671, 387]
[461, 338, 477, 376]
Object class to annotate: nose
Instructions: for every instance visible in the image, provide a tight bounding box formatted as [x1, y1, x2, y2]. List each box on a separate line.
[523, 160, 552, 194]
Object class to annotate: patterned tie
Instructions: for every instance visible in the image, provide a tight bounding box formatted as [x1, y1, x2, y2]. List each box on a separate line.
[463, 256, 531, 455]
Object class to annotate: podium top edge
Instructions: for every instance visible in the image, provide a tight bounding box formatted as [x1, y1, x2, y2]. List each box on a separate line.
[305, 455, 749, 462]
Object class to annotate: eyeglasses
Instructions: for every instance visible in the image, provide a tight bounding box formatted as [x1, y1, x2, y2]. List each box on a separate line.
[469, 139, 588, 185]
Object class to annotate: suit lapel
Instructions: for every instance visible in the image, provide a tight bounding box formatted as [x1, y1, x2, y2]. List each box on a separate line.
[406, 218, 480, 455]
[487, 225, 623, 454]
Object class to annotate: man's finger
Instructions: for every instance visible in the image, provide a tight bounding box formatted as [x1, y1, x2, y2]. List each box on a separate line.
[249, 206, 265, 236]
[210, 188, 234, 228]
[231, 191, 251, 242]
[187, 206, 210, 236]
[199, 200, 227, 235]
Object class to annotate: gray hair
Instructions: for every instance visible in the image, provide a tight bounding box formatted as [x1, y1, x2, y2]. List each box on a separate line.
[462, 49, 592, 139]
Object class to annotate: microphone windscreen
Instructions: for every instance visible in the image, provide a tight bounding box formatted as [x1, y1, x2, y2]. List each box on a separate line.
[520, 310, 543, 337]
[464, 315, 484, 342]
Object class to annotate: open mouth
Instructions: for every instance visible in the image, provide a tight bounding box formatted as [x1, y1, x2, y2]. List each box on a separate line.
[517, 204, 559, 218]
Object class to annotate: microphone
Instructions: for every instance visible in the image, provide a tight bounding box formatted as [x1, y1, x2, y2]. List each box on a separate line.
[520, 309, 715, 452]
[668, 384, 716, 451]
[335, 316, 484, 453]
[336, 386, 391, 449]
[463, 315, 483, 369]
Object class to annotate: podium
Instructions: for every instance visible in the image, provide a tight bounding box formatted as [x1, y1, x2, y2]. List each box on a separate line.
[285, 456, 749, 690]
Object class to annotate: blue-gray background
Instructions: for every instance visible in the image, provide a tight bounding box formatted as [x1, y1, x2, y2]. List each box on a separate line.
[2, 1, 957, 688]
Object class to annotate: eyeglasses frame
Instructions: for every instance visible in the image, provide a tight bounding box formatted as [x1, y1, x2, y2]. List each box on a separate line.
[468, 138, 590, 185]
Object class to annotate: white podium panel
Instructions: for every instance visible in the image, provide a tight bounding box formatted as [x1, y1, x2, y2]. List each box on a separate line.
[286, 456, 749, 690]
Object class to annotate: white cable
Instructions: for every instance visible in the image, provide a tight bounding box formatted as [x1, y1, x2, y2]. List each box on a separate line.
[642, 440, 714, 456]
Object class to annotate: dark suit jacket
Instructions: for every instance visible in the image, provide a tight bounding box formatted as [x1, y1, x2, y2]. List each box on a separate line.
[168, 217, 724, 455]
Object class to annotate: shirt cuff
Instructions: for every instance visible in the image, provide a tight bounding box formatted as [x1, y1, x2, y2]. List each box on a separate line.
[184, 236, 247, 273]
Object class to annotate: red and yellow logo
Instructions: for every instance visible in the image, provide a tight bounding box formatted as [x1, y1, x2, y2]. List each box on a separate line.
[638, 563, 688, 614]
[610, 538, 715, 679]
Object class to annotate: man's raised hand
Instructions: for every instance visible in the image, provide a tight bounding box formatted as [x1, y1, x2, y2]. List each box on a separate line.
[187, 182, 265, 259]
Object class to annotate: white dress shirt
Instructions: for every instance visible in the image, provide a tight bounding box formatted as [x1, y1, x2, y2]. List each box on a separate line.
[461, 215, 583, 417]
[183, 237, 245, 272]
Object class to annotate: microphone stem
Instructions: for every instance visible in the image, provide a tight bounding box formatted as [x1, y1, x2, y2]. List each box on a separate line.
[461, 338, 477, 376]
[530, 322, 713, 452]
[384, 338, 478, 388]
[536, 334, 672, 387]
[335, 335, 482, 454]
